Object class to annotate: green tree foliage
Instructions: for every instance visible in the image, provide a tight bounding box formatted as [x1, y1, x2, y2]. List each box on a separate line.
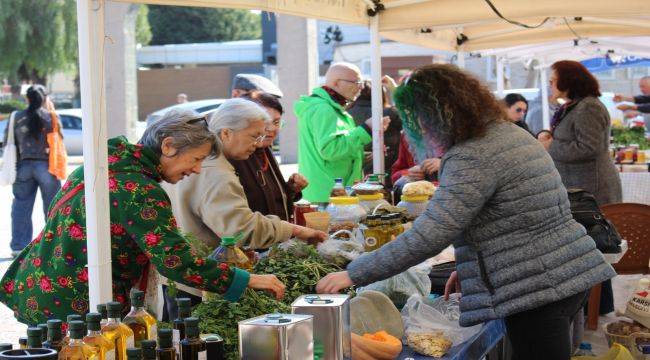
[0, 0, 77, 83]
[135, 5, 152, 46]
[148, 6, 261, 45]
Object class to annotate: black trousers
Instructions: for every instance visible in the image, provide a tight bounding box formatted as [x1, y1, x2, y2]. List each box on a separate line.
[504, 291, 589, 360]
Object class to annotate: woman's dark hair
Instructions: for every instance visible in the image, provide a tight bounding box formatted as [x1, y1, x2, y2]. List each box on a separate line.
[551, 60, 601, 100]
[25, 85, 47, 139]
[355, 80, 389, 107]
[241, 90, 284, 115]
[504, 93, 528, 108]
[393, 64, 505, 159]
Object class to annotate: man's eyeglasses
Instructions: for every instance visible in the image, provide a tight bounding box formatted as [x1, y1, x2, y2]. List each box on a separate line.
[187, 115, 208, 127]
[254, 134, 267, 144]
[339, 79, 363, 86]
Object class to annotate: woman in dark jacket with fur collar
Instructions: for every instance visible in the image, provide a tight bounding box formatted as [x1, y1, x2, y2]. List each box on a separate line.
[230, 91, 307, 223]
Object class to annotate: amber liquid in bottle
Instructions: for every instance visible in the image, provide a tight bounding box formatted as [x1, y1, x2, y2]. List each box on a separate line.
[102, 302, 135, 360]
[59, 320, 99, 360]
[180, 318, 206, 360]
[123, 290, 157, 347]
[84, 312, 116, 360]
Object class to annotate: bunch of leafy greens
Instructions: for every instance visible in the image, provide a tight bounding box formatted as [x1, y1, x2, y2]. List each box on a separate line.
[193, 289, 290, 359]
[612, 126, 650, 149]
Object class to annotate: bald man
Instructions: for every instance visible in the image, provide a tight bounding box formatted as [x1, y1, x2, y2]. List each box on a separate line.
[294, 62, 389, 202]
[614, 76, 650, 132]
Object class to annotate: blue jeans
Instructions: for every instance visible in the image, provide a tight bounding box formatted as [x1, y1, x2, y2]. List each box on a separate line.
[11, 159, 61, 251]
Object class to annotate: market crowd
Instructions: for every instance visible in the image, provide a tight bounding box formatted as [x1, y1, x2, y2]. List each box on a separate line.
[0, 59, 632, 359]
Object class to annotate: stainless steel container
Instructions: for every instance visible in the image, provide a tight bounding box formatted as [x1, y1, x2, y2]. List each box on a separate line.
[238, 313, 314, 360]
[291, 295, 351, 360]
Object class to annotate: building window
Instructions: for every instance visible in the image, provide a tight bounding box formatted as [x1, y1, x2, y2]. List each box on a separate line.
[627, 67, 650, 79]
[594, 69, 616, 81]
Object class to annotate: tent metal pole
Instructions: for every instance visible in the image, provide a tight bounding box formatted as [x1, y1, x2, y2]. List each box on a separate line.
[496, 56, 505, 98]
[76, 0, 113, 309]
[370, 15, 385, 175]
[540, 66, 551, 130]
[457, 50, 465, 69]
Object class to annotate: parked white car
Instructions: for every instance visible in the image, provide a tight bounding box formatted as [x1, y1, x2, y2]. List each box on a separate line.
[0, 108, 84, 155]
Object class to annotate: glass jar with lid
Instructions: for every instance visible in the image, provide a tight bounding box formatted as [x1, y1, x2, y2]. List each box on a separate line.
[397, 195, 429, 219]
[358, 193, 391, 214]
[326, 196, 367, 237]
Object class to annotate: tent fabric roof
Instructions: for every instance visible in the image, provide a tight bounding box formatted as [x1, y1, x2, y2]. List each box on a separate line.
[121, 0, 650, 53]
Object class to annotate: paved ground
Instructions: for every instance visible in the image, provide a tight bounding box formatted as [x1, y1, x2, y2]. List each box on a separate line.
[0, 161, 638, 354]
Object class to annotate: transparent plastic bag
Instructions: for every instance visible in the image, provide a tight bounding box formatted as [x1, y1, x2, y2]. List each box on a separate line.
[400, 293, 481, 357]
[317, 236, 364, 267]
[358, 264, 432, 308]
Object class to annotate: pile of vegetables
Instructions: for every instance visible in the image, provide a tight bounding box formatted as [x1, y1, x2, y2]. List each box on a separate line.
[189, 241, 350, 359]
[612, 126, 650, 149]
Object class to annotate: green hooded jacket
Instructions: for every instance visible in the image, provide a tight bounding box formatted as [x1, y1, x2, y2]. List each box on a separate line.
[294, 87, 372, 202]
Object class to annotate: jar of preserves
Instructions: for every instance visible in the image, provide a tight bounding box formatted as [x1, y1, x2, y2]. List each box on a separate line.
[358, 193, 391, 214]
[326, 196, 367, 237]
[397, 195, 429, 219]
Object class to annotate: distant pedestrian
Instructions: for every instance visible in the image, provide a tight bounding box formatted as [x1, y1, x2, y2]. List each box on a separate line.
[176, 93, 188, 104]
[1, 85, 61, 257]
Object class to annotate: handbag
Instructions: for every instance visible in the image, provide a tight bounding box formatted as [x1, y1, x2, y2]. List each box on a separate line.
[567, 189, 622, 254]
[0, 112, 18, 186]
[46, 106, 67, 180]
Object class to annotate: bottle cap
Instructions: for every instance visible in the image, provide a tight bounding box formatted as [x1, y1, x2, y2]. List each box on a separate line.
[106, 301, 123, 318]
[220, 237, 236, 246]
[85, 313, 102, 331]
[27, 328, 42, 348]
[46, 319, 62, 341]
[334, 178, 343, 183]
[157, 328, 173, 348]
[67, 314, 83, 323]
[68, 321, 85, 339]
[37, 324, 48, 341]
[176, 298, 192, 308]
[126, 347, 142, 359]
[18, 337, 27, 346]
[46, 319, 62, 329]
[184, 317, 200, 337]
[141, 340, 157, 358]
[97, 303, 108, 318]
[130, 289, 145, 307]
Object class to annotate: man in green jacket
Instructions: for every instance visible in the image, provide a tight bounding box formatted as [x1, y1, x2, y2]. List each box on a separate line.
[295, 63, 389, 202]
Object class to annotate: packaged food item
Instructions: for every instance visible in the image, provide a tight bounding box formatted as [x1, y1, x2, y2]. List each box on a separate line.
[406, 331, 453, 357]
[352, 175, 385, 196]
[293, 201, 316, 227]
[397, 195, 429, 219]
[363, 215, 389, 251]
[326, 196, 366, 236]
[330, 178, 348, 197]
[402, 181, 437, 198]
[208, 233, 253, 271]
[358, 193, 391, 214]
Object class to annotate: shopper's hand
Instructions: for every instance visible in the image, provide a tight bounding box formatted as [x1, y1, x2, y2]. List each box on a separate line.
[288, 173, 308, 193]
[248, 274, 286, 300]
[316, 271, 353, 294]
[617, 104, 637, 111]
[421, 158, 441, 175]
[624, 110, 641, 119]
[613, 94, 633, 103]
[407, 165, 425, 181]
[364, 116, 391, 132]
[537, 131, 553, 150]
[444, 271, 461, 301]
[293, 225, 328, 245]
[382, 75, 398, 93]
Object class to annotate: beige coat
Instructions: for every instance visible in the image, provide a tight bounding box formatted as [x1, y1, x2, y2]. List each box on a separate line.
[160, 155, 294, 296]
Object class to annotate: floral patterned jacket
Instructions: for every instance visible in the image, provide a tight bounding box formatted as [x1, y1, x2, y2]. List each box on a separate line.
[0, 137, 249, 325]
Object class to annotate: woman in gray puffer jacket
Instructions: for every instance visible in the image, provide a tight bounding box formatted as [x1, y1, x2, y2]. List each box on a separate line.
[317, 64, 615, 360]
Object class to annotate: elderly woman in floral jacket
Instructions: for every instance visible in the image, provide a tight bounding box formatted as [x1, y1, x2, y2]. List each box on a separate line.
[0, 109, 285, 325]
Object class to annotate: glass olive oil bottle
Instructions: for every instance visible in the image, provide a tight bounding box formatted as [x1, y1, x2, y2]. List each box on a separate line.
[180, 318, 205, 360]
[123, 290, 157, 346]
[43, 319, 64, 352]
[84, 312, 116, 360]
[156, 329, 176, 360]
[101, 302, 135, 360]
[58, 321, 99, 360]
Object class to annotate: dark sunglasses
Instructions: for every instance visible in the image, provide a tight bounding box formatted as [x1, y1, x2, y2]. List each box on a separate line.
[187, 115, 208, 127]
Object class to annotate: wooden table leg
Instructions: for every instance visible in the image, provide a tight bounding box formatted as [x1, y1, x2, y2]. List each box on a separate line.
[587, 283, 603, 331]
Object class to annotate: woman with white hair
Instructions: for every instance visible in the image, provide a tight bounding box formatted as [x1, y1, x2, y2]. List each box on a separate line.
[0, 108, 285, 325]
[162, 98, 327, 317]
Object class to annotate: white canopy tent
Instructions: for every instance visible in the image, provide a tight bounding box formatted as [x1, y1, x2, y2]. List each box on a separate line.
[76, 0, 650, 306]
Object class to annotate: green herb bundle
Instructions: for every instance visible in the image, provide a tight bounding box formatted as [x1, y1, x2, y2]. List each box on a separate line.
[193, 289, 290, 359]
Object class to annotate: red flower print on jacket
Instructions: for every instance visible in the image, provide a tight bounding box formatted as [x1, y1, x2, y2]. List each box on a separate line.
[135, 253, 148, 266]
[110, 223, 126, 236]
[57, 276, 71, 288]
[26, 276, 34, 289]
[77, 268, 88, 283]
[68, 223, 84, 240]
[39, 276, 53, 293]
[108, 177, 118, 192]
[185, 274, 203, 285]
[32, 258, 42, 267]
[144, 232, 161, 247]
[3, 281, 14, 295]
[108, 155, 120, 164]
[140, 208, 158, 221]
[124, 182, 138, 192]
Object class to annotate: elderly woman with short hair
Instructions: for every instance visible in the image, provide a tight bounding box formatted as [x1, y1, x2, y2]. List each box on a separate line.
[162, 99, 326, 315]
[0, 109, 285, 325]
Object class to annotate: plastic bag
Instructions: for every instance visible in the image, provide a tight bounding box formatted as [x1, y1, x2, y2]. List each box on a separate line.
[317, 238, 364, 267]
[401, 293, 481, 357]
[358, 264, 432, 308]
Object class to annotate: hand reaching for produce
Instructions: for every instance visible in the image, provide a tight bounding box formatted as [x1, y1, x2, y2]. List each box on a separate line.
[292, 225, 328, 245]
[288, 173, 309, 193]
[617, 104, 637, 111]
[444, 271, 461, 301]
[364, 116, 391, 132]
[316, 271, 353, 294]
[421, 158, 441, 175]
[248, 274, 286, 300]
[406, 165, 425, 181]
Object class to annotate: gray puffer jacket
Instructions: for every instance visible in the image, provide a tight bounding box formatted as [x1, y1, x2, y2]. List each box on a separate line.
[347, 121, 616, 327]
